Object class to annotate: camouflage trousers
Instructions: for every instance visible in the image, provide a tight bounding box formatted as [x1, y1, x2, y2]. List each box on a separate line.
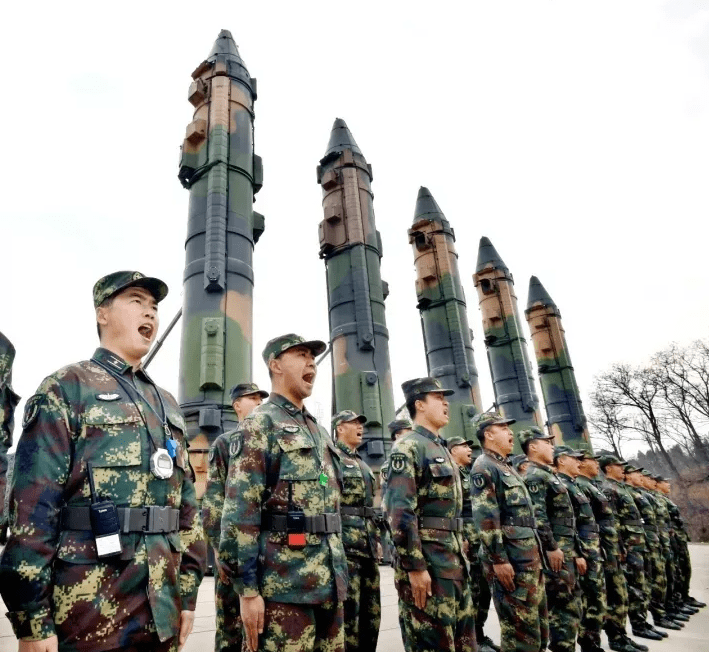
[103, 638, 177, 652]
[602, 560, 629, 641]
[469, 559, 492, 641]
[488, 566, 548, 652]
[645, 541, 667, 620]
[578, 559, 606, 648]
[252, 599, 344, 652]
[622, 549, 648, 627]
[544, 560, 581, 652]
[344, 556, 381, 651]
[395, 572, 476, 652]
[214, 576, 242, 652]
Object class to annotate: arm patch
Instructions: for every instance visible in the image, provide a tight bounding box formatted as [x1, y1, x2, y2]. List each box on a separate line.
[22, 394, 45, 429]
[389, 453, 407, 474]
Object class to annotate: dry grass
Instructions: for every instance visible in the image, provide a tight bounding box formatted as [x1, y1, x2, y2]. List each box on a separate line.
[671, 467, 709, 543]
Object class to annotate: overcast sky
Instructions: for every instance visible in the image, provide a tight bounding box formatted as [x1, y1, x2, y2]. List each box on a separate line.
[3, 0, 708, 456]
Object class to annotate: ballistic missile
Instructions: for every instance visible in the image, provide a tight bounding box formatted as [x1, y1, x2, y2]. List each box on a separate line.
[408, 188, 483, 446]
[177, 30, 264, 496]
[473, 237, 543, 447]
[525, 276, 591, 451]
[1, 331, 19, 535]
[317, 119, 394, 470]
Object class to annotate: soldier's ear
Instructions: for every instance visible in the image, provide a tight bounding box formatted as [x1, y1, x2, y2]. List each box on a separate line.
[268, 357, 281, 377]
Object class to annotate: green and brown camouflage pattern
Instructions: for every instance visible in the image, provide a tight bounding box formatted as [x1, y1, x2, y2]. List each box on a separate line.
[317, 119, 394, 472]
[471, 450, 547, 652]
[177, 30, 264, 498]
[407, 187, 483, 446]
[473, 238, 542, 452]
[343, 557, 381, 652]
[523, 461, 581, 652]
[0, 331, 19, 533]
[201, 429, 243, 652]
[525, 276, 591, 452]
[640, 488, 669, 621]
[0, 348, 206, 649]
[92, 270, 168, 308]
[219, 394, 348, 604]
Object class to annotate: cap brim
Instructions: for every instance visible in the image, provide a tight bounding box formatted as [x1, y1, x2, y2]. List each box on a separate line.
[343, 414, 367, 424]
[496, 418, 516, 426]
[288, 339, 327, 357]
[130, 277, 169, 303]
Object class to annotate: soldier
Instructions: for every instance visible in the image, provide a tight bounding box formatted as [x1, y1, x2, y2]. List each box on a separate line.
[219, 334, 347, 652]
[201, 382, 268, 652]
[470, 411, 548, 652]
[553, 447, 605, 652]
[624, 465, 682, 633]
[520, 428, 581, 652]
[448, 436, 500, 652]
[0, 331, 20, 545]
[384, 377, 475, 652]
[332, 410, 381, 652]
[588, 453, 648, 652]
[0, 271, 207, 652]
[380, 418, 414, 495]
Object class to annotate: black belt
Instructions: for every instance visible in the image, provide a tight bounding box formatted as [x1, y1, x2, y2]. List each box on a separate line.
[578, 523, 600, 535]
[502, 515, 535, 528]
[61, 506, 180, 533]
[622, 519, 643, 526]
[550, 517, 575, 527]
[420, 516, 464, 532]
[340, 506, 376, 519]
[262, 512, 341, 534]
[597, 519, 614, 527]
[643, 524, 658, 532]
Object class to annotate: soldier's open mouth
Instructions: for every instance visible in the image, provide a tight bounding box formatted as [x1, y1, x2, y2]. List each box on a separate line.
[303, 372, 315, 384]
[138, 324, 153, 340]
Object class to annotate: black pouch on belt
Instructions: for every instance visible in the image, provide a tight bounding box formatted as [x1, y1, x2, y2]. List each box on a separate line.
[87, 462, 122, 557]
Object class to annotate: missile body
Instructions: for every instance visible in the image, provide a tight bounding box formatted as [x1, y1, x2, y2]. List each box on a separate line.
[473, 238, 542, 447]
[525, 276, 591, 451]
[317, 119, 394, 470]
[408, 188, 483, 446]
[177, 30, 264, 496]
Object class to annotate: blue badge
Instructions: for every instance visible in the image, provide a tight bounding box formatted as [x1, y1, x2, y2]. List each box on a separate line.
[166, 438, 178, 459]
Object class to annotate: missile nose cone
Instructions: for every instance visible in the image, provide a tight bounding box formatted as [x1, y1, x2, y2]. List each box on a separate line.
[413, 187, 445, 223]
[476, 237, 509, 274]
[325, 118, 363, 156]
[527, 276, 557, 309]
[209, 29, 241, 58]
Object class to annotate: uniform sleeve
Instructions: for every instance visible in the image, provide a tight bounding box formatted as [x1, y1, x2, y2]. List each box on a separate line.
[525, 476, 557, 552]
[0, 377, 73, 641]
[383, 441, 426, 571]
[219, 419, 267, 596]
[471, 468, 509, 565]
[201, 436, 230, 550]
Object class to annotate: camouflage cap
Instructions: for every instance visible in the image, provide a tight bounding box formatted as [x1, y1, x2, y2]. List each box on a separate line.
[401, 377, 454, 401]
[471, 411, 516, 439]
[518, 426, 554, 449]
[447, 436, 474, 451]
[93, 270, 168, 308]
[262, 333, 327, 364]
[594, 450, 627, 467]
[230, 382, 269, 402]
[553, 445, 585, 461]
[508, 453, 529, 470]
[387, 418, 413, 438]
[332, 409, 366, 429]
[641, 469, 654, 477]
[655, 475, 668, 483]
[624, 463, 643, 474]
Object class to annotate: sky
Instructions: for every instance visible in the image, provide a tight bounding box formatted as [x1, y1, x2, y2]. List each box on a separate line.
[2, 0, 709, 456]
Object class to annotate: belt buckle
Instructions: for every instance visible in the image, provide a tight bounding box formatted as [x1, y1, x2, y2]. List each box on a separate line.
[147, 506, 171, 532]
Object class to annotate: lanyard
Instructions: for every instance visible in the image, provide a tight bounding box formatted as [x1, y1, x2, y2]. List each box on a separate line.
[276, 402, 329, 487]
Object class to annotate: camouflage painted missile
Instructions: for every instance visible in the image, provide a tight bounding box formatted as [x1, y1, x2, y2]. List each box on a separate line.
[525, 276, 591, 451]
[317, 118, 394, 471]
[407, 187, 483, 446]
[177, 30, 264, 497]
[472, 237, 542, 449]
[0, 331, 19, 533]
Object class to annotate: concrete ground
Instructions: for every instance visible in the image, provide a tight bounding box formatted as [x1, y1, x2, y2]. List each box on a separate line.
[1, 544, 707, 651]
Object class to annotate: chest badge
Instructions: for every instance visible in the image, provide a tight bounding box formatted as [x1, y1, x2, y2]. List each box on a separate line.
[529, 483, 539, 494]
[434, 457, 445, 463]
[345, 463, 356, 468]
[283, 425, 299, 433]
[96, 393, 121, 401]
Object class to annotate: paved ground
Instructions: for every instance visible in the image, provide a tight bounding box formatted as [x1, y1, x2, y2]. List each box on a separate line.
[1, 544, 707, 651]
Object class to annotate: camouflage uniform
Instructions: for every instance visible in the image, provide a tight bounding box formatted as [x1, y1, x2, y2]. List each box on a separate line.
[575, 474, 611, 650]
[0, 347, 206, 651]
[334, 437, 381, 651]
[471, 449, 548, 652]
[202, 429, 244, 652]
[557, 469, 605, 652]
[385, 421, 475, 652]
[219, 392, 348, 652]
[0, 332, 20, 539]
[524, 460, 581, 652]
[666, 498, 691, 604]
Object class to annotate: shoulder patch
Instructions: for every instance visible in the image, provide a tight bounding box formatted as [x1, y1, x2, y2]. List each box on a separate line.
[208, 447, 216, 464]
[389, 453, 407, 474]
[472, 473, 486, 489]
[528, 482, 540, 494]
[229, 432, 243, 458]
[23, 394, 45, 429]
